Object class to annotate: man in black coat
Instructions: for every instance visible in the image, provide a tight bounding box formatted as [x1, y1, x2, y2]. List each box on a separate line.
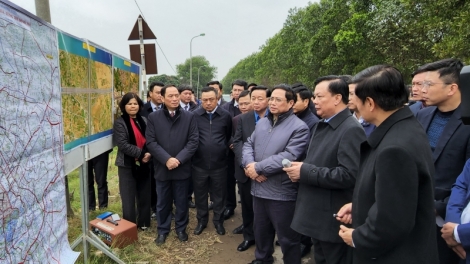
[221, 79, 247, 220]
[192, 87, 232, 236]
[292, 84, 319, 136]
[336, 65, 438, 264]
[414, 58, 470, 264]
[285, 76, 366, 264]
[146, 85, 199, 245]
[140, 81, 164, 217]
[232, 86, 270, 252]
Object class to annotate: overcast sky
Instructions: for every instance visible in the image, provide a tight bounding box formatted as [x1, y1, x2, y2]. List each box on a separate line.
[9, 0, 314, 81]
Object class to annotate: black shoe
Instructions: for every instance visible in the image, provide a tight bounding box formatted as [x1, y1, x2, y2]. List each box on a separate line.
[188, 200, 196, 208]
[177, 230, 188, 242]
[194, 223, 206, 235]
[154, 234, 167, 245]
[275, 240, 280, 246]
[208, 201, 214, 210]
[300, 243, 312, 258]
[223, 208, 234, 220]
[237, 240, 255, 251]
[248, 260, 264, 264]
[233, 224, 244, 234]
[215, 223, 226, 235]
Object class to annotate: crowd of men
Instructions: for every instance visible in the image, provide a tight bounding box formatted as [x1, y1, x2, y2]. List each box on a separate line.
[87, 58, 470, 264]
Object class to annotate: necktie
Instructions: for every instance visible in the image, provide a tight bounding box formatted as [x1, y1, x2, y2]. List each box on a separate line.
[170, 112, 175, 117]
[185, 105, 188, 111]
[154, 107, 157, 111]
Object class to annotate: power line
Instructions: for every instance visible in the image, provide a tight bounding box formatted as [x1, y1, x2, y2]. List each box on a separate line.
[133, 0, 177, 75]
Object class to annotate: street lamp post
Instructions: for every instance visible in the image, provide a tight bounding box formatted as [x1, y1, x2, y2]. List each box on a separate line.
[190, 33, 205, 87]
[197, 65, 206, 98]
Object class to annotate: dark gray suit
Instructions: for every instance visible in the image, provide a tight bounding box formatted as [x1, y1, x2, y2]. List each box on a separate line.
[416, 105, 470, 264]
[233, 111, 257, 241]
[291, 107, 366, 264]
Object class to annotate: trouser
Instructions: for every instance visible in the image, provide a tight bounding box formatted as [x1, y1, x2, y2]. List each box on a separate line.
[155, 178, 190, 235]
[149, 161, 157, 213]
[238, 179, 254, 241]
[193, 166, 227, 225]
[436, 225, 460, 264]
[88, 151, 110, 209]
[253, 196, 301, 264]
[118, 166, 151, 228]
[188, 171, 194, 201]
[225, 152, 237, 210]
[311, 238, 352, 264]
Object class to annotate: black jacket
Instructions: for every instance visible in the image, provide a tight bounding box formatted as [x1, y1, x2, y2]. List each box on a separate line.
[233, 111, 257, 183]
[192, 106, 232, 170]
[181, 101, 198, 112]
[352, 107, 438, 264]
[296, 108, 319, 136]
[140, 101, 161, 118]
[416, 105, 470, 218]
[221, 99, 241, 118]
[145, 105, 199, 181]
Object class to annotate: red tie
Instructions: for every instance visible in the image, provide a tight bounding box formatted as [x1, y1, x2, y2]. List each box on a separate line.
[170, 112, 175, 117]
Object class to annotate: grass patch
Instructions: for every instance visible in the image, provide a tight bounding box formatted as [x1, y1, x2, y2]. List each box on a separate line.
[66, 149, 219, 263]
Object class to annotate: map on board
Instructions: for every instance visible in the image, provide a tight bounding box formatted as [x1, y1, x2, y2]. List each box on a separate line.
[0, 1, 78, 263]
[113, 55, 140, 119]
[59, 32, 113, 151]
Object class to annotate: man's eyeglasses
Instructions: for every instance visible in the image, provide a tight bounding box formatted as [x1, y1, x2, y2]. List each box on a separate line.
[422, 81, 451, 89]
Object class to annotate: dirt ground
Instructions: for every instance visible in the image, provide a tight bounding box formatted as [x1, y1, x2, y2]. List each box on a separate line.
[206, 201, 315, 264]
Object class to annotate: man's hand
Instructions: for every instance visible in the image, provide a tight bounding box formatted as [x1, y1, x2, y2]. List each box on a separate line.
[229, 143, 234, 150]
[244, 162, 259, 179]
[442, 222, 460, 247]
[339, 225, 355, 247]
[336, 203, 353, 224]
[166, 157, 180, 170]
[283, 162, 302, 182]
[142, 153, 151, 163]
[452, 244, 466, 259]
[255, 175, 267, 183]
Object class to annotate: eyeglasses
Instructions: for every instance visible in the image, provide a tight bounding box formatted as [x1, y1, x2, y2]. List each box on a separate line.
[422, 81, 451, 89]
[268, 97, 288, 103]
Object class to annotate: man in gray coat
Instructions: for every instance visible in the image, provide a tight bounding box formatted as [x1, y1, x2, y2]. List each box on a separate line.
[285, 76, 366, 264]
[242, 84, 310, 264]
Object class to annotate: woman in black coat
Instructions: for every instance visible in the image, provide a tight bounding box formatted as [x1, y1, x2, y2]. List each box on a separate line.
[113, 92, 151, 229]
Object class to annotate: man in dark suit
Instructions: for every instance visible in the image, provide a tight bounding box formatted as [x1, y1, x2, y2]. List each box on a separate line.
[192, 87, 232, 236]
[221, 79, 248, 220]
[335, 65, 438, 264]
[208, 80, 228, 106]
[139, 81, 164, 218]
[286, 76, 366, 264]
[409, 69, 426, 115]
[146, 85, 199, 245]
[415, 58, 470, 264]
[233, 86, 270, 252]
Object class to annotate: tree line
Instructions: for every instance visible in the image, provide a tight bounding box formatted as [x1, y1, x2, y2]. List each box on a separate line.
[221, 0, 470, 90]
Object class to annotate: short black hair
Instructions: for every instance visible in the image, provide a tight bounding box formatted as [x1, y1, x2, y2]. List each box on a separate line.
[238, 90, 251, 99]
[250, 85, 271, 98]
[149, 81, 164, 92]
[178, 84, 193, 93]
[292, 84, 313, 101]
[200, 86, 218, 97]
[207, 80, 223, 90]
[232, 79, 248, 90]
[272, 84, 296, 104]
[119, 92, 144, 115]
[412, 58, 464, 86]
[161, 84, 178, 97]
[147, 91, 150, 98]
[339, 75, 353, 84]
[314, 75, 349, 104]
[354, 65, 408, 111]
[247, 83, 258, 88]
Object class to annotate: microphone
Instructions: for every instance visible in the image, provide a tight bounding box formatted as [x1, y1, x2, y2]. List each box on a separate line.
[282, 159, 292, 168]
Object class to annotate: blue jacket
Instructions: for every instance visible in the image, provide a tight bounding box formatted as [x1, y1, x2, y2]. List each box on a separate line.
[446, 159, 470, 263]
[242, 109, 310, 201]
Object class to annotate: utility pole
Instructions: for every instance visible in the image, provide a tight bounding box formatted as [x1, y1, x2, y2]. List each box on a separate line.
[35, 0, 51, 23]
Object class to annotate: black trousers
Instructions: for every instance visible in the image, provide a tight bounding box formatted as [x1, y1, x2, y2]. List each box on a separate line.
[238, 179, 254, 241]
[436, 225, 460, 264]
[118, 166, 151, 229]
[149, 161, 157, 213]
[225, 152, 237, 210]
[193, 166, 227, 225]
[88, 151, 110, 209]
[155, 178, 190, 235]
[253, 196, 301, 264]
[311, 238, 352, 264]
[188, 171, 194, 201]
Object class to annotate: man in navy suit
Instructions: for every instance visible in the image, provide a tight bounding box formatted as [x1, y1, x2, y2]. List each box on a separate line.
[415, 58, 470, 264]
